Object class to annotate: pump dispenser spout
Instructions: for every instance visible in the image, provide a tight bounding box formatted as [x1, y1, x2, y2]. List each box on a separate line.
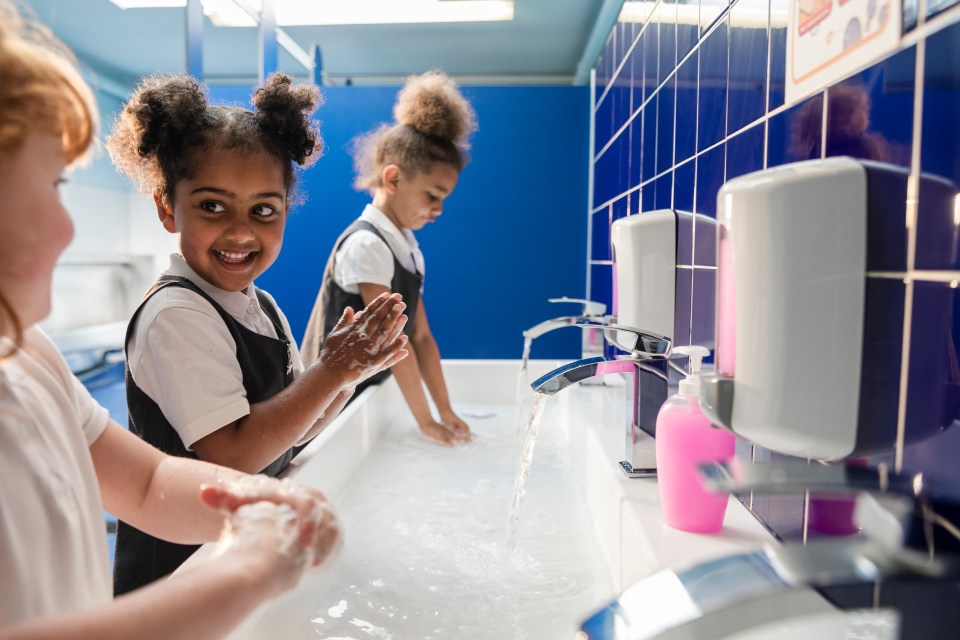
[672, 345, 710, 396]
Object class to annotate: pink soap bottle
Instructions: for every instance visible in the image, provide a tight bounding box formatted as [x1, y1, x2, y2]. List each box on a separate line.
[656, 346, 736, 533]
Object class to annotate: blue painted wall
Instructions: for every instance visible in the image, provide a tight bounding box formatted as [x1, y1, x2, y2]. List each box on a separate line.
[211, 84, 589, 360]
[591, 1, 960, 540]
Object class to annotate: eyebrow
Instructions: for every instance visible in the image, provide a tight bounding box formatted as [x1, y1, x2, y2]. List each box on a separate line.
[189, 186, 284, 200]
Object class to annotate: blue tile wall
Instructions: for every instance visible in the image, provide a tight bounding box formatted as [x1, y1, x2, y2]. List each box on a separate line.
[590, 3, 960, 540]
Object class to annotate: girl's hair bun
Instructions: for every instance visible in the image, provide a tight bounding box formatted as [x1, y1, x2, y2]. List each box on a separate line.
[253, 72, 323, 167]
[393, 70, 476, 147]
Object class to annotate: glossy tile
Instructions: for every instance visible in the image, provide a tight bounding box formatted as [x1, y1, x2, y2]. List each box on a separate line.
[915, 173, 959, 271]
[769, 0, 788, 112]
[657, 76, 677, 173]
[674, 159, 696, 214]
[628, 116, 642, 189]
[767, 93, 822, 167]
[698, 14, 729, 150]
[725, 123, 764, 182]
[694, 142, 725, 220]
[655, 172, 673, 210]
[642, 94, 659, 180]
[920, 22, 960, 268]
[857, 277, 905, 458]
[904, 281, 960, 451]
[591, 205, 612, 262]
[825, 46, 915, 168]
[630, 27, 648, 114]
[643, 17, 661, 103]
[675, 51, 699, 164]
[727, 0, 769, 134]
[658, 0, 679, 87]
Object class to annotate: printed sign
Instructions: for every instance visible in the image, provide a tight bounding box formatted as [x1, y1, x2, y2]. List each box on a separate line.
[786, 0, 902, 104]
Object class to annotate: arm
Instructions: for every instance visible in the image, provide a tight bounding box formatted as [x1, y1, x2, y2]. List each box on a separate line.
[358, 284, 470, 444]
[192, 294, 407, 473]
[0, 423, 340, 640]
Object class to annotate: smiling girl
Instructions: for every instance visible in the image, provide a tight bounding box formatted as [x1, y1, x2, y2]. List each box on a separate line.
[107, 73, 408, 595]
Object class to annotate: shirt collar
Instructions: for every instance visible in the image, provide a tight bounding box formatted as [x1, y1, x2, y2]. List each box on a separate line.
[360, 204, 419, 253]
[165, 253, 262, 321]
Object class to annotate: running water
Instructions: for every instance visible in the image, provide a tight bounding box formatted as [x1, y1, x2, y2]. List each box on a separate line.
[504, 392, 549, 553]
[515, 337, 533, 433]
[259, 400, 613, 640]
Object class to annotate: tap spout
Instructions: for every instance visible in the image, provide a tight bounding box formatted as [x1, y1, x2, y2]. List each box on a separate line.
[530, 355, 639, 395]
[530, 347, 670, 478]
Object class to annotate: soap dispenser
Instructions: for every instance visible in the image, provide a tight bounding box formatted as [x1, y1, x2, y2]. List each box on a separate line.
[656, 346, 735, 533]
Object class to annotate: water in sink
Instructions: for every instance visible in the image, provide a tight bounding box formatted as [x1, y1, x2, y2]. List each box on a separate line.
[244, 402, 613, 640]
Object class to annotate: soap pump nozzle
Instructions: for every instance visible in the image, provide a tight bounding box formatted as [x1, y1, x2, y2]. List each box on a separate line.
[672, 345, 710, 397]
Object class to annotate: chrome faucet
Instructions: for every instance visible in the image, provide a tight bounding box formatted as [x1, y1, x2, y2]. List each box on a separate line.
[531, 320, 671, 477]
[522, 297, 608, 356]
[579, 459, 960, 639]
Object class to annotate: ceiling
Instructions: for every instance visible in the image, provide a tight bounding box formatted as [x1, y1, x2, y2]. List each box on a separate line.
[24, 0, 610, 88]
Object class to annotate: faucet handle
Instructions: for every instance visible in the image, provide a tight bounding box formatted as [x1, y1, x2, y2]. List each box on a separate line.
[600, 320, 671, 358]
[548, 297, 607, 318]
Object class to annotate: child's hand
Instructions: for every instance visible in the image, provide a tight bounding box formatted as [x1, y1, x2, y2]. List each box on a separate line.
[320, 292, 409, 387]
[200, 476, 342, 574]
[418, 415, 472, 446]
[440, 409, 473, 443]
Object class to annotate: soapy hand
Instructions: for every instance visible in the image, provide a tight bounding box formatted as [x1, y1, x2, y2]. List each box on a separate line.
[200, 475, 342, 584]
[320, 292, 409, 387]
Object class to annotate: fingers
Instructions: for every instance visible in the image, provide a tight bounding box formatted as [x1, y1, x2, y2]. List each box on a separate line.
[332, 306, 355, 332]
[421, 422, 456, 446]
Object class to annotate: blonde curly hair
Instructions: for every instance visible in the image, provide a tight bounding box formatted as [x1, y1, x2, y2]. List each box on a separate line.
[0, 0, 97, 357]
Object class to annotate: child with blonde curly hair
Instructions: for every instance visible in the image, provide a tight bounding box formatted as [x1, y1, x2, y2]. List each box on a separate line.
[0, 2, 342, 636]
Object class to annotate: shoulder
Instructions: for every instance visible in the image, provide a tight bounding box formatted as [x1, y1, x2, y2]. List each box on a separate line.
[135, 284, 224, 329]
[340, 228, 390, 253]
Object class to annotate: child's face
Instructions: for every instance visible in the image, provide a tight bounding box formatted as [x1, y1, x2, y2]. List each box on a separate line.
[158, 148, 289, 293]
[385, 162, 459, 231]
[0, 134, 75, 329]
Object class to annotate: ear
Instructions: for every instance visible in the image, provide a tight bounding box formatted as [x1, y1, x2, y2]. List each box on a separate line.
[154, 192, 177, 234]
[382, 165, 401, 195]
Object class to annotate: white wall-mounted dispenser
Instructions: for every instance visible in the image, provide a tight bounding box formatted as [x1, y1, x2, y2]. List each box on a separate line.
[607, 210, 717, 475]
[611, 209, 717, 353]
[701, 157, 956, 461]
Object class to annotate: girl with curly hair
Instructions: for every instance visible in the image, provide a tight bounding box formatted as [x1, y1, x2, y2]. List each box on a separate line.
[302, 71, 476, 446]
[108, 72, 408, 595]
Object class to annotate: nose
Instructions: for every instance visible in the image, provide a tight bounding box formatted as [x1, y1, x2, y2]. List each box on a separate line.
[224, 214, 256, 242]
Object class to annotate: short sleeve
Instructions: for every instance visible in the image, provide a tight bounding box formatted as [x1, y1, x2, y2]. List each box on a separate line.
[27, 328, 110, 446]
[334, 230, 395, 290]
[128, 293, 251, 449]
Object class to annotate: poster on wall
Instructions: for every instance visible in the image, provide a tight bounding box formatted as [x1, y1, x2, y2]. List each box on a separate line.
[786, 0, 903, 104]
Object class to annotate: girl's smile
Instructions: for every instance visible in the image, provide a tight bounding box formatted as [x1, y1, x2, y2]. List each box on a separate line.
[157, 148, 289, 292]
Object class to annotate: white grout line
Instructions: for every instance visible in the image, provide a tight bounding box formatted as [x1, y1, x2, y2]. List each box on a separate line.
[895, 7, 929, 473]
[594, 4, 731, 162]
[596, 0, 662, 114]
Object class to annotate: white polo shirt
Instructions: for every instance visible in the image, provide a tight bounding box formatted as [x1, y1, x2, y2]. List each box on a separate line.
[127, 254, 305, 450]
[0, 326, 112, 623]
[333, 204, 426, 294]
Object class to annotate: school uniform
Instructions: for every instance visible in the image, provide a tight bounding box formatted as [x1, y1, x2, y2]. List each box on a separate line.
[0, 327, 112, 623]
[301, 204, 423, 395]
[113, 254, 304, 596]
